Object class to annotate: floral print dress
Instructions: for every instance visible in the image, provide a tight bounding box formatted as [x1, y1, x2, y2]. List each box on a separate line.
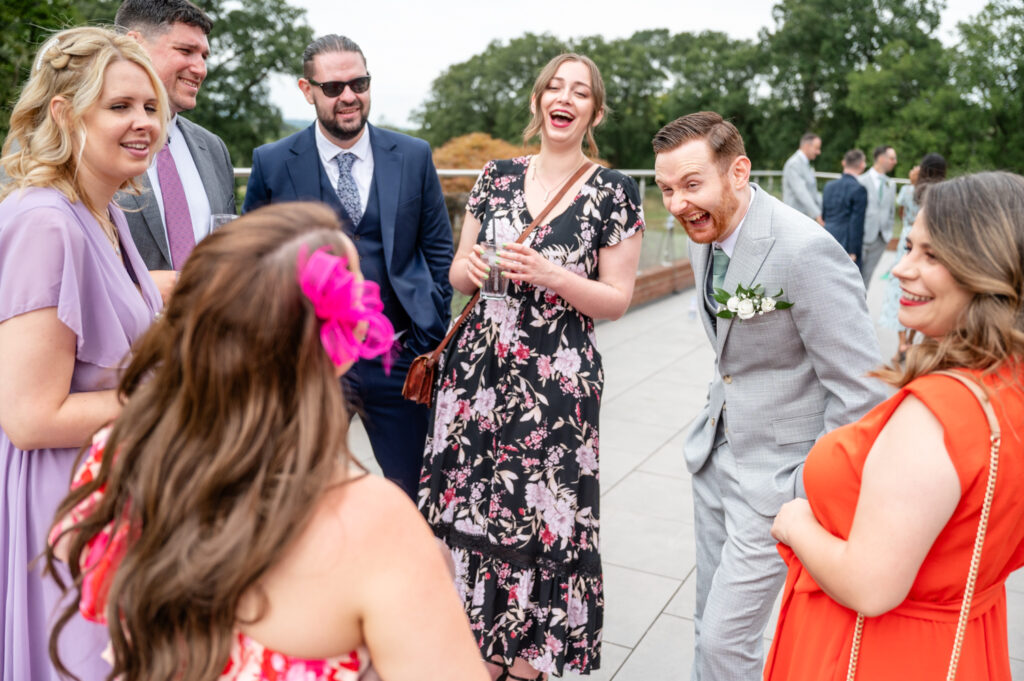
[417, 157, 644, 676]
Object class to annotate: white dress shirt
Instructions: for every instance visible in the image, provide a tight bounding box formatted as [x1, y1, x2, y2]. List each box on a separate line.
[145, 115, 213, 244]
[315, 122, 374, 214]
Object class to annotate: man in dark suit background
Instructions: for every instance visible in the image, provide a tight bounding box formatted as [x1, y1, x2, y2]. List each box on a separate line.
[116, 0, 237, 302]
[822, 149, 868, 267]
[243, 34, 453, 498]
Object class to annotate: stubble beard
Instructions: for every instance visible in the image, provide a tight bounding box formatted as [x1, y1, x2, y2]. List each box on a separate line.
[318, 99, 368, 142]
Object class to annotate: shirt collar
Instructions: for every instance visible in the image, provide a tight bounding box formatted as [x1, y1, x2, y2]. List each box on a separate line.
[314, 122, 371, 166]
[713, 185, 755, 258]
[797, 149, 811, 163]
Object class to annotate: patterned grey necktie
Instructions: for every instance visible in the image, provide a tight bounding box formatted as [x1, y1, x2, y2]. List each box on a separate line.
[334, 152, 362, 226]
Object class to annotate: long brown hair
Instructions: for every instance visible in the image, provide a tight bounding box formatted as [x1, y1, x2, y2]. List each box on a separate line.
[522, 53, 607, 157]
[874, 171, 1024, 387]
[47, 203, 359, 681]
[0, 26, 168, 213]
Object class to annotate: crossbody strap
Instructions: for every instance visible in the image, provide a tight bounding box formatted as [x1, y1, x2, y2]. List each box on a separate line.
[425, 161, 594, 362]
[847, 370, 1001, 681]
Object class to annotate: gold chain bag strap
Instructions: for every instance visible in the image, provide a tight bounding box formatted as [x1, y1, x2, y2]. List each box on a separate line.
[846, 370, 1002, 681]
[401, 162, 594, 405]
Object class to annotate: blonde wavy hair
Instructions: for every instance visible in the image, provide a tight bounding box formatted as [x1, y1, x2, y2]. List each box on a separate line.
[874, 171, 1024, 387]
[0, 26, 169, 214]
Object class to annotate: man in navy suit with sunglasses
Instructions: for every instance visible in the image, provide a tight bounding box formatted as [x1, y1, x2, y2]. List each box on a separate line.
[244, 34, 453, 498]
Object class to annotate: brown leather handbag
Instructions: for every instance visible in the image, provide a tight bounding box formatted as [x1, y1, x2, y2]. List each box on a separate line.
[402, 161, 593, 405]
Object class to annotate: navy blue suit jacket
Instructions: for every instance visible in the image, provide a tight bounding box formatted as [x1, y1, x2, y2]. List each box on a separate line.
[822, 173, 868, 261]
[242, 123, 453, 355]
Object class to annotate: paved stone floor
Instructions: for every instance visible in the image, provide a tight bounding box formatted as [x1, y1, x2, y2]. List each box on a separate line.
[350, 250, 1024, 679]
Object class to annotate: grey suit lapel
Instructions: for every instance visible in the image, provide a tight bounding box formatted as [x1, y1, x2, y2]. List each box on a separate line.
[691, 242, 718, 340]
[718, 186, 775, 352]
[179, 117, 221, 213]
[120, 171, 171, 266]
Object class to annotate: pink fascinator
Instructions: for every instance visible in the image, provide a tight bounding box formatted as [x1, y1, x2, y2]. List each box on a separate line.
[297, 247, 395, 371]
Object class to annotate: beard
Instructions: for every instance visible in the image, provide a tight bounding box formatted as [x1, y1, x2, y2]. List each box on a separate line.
[316, 98, 368, 141]
[682, 184, 742, 244]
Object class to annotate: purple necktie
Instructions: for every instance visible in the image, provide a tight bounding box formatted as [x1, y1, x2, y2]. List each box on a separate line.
[156, 143, 195, 269]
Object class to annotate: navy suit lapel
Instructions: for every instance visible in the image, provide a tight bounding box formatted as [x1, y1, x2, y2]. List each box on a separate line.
[718, 185, 775, 353]
[369, 125, 400, 269]
[286, 125, 329, 204]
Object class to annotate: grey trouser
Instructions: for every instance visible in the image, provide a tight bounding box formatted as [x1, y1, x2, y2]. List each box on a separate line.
[860, 233, 888, 291]
[691, 439, 787, 681]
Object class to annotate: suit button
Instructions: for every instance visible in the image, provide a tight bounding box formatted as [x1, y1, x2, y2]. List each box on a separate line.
[711, 417, 716, 427]
[723, 375, 733, 384]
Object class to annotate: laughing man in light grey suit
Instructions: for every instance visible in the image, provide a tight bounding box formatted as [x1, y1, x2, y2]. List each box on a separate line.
[781, 133, 824, 225]
[116, 0, 236, 301]
[856, 144, 898, 290]
[653, 112, 888, 681]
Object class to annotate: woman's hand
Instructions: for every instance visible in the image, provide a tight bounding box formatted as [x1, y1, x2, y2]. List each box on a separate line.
[464, 244, 490, 290]
[771, 498, 816, 547]
[497, 242, 561, 290]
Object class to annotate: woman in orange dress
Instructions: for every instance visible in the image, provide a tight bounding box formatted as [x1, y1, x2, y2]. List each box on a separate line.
[765, 171, 1024, 681]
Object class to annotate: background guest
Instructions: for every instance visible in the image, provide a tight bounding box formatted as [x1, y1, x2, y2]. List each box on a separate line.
[767, 171, 1024, 681]
[0, 26, 165, 681]
[822, 149, 868, 265]
[782, 133, 824, 225]
[47, 203, 488, 681]
[418, 53, 644, 680]
[857, 144, 899, 290]
[116, 0, 237, 302]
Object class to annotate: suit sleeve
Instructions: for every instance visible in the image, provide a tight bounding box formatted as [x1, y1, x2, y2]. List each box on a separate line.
[787, 232, 888, 436]
[849, 184, 867, 258]
[242, 150, 268, 214]
[784, 158, 821, 218]
[415, 149, 454, 327]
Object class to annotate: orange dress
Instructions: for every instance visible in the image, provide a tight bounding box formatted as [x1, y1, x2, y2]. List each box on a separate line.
[764, 368, 1024, 680]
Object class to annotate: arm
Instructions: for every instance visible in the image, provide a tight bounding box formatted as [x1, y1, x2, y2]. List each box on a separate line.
[415, 152, 455, 315]
[849, 186, 867, 260]
[772, 395, 960, 615]
[0, 308, 120, 450]
[349, 478, 488, 681]
[148, 270, 178, 303]
[241, 150, 268, 214]
[788, 232, 886, 433]
[499, 235, 642, 320]
[785, 159, 822, 221]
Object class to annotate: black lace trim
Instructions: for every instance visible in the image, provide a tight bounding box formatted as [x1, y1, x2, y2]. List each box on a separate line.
[431, 522, 602, 577]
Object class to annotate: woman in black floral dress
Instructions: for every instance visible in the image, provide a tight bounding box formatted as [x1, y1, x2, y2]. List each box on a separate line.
[418, 54, 644, 680]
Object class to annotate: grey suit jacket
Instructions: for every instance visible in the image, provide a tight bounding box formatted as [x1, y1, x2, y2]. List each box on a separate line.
[118, 116, 236, 270]
[857, 171, 897, 244]
[782, 150, 821, 219]
[685, 185, 889, 515]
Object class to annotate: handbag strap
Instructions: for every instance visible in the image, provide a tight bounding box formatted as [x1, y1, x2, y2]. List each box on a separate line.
[846, 369, 1001, 681]
[424, 161, 594, 362]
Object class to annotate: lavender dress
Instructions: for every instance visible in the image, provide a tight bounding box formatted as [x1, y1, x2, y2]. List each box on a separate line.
[0, 187, 162, 681]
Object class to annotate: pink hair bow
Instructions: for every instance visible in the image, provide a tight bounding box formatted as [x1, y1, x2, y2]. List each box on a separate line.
[297, 247, 395, 372]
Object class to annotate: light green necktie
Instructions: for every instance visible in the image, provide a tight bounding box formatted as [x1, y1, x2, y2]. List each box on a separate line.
[878, 177, 884, 201]
[712, 247, 730, 292]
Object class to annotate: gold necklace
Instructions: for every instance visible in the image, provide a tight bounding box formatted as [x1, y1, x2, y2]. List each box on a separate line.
[96, 212, 121, 258]
[531, 158, 586, 201]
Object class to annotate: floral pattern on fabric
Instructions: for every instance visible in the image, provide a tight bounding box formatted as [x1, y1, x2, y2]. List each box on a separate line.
[418, 157, 644, 675]
[221, 633, 368, 681]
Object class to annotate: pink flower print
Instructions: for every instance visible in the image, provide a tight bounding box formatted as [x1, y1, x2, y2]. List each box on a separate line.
[553, 348, 581, 376]
[540, 525, 556, 546]
[544, 497, 575, 539]
[545, 633, 564, 655]
[473, 387, 497, 416]
[434, 388, 459, 427]
[575, 441, 597, 475]
[516, 570, 534, 609]
[524, 481, 555, 513]
[537, 355, 553, 379]
[514, 343, 531, 361]
[496, 342, 509, 358]
[567, 593, 589, 628]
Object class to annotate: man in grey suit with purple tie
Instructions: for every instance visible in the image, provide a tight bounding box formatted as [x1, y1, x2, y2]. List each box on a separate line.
[243, 35, 453, 499]
[653, 112, 887, 681]
[116, 0, 237, 302]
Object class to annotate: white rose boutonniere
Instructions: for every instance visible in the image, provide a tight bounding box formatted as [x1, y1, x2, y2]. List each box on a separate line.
[713, 283, 793, 320]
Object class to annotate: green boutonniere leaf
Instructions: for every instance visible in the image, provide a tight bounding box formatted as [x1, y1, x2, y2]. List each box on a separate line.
[712, 288, 732, 305]
[716, 310, 735, 319]
[775, 301, 794, 309]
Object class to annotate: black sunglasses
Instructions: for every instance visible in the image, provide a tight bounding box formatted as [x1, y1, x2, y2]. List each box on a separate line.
[307, 75, 371, 97]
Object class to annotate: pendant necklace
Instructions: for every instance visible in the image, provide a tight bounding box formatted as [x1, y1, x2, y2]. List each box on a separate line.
[531, 158, 586, 201]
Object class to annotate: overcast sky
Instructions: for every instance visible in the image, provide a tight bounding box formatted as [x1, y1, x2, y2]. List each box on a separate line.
[266, 0, 991, 128]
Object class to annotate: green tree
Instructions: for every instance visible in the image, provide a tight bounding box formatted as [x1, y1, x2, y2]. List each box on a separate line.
[0, 0, 82, 138]
[414, 33, 567, 149]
